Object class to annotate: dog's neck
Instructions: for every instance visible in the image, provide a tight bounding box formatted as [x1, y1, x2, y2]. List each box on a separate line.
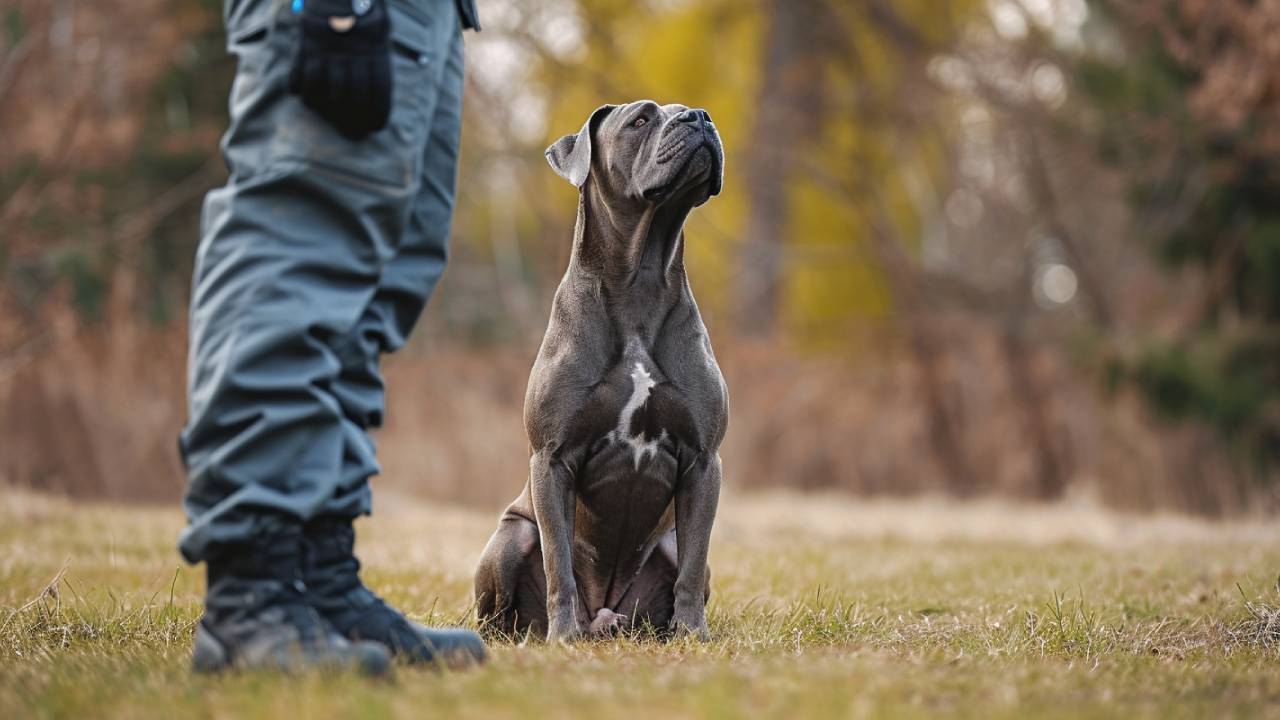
[568, 180, 692, 295]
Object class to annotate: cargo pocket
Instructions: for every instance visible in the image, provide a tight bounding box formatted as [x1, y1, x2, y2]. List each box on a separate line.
[227, 22, 271, 82]
[385, 8, 438, 144]
[258, 1, 439, 192]
[218, 20, 280, 181]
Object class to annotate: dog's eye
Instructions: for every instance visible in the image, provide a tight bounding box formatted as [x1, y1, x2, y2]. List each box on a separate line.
[632, 117, 648, 128]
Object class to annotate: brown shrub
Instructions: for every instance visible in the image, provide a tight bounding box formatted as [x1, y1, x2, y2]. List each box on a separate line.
[0, 311, 1262, 516]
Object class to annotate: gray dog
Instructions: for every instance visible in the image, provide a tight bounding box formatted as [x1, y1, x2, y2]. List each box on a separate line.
[474, 100, 728, 642]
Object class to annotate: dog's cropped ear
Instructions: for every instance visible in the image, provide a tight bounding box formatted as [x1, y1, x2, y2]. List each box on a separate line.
[546, 104, 616, 189]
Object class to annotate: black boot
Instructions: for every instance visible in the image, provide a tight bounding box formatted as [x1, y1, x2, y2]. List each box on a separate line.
[304, 517, 487, 668]
[192, 524, 392, 676]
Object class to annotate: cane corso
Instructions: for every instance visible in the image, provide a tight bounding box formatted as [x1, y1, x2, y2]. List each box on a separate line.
[474, 100, 727, 642]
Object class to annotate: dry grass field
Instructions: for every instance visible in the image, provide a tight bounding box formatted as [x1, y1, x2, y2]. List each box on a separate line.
[3, 489, 1280, 719]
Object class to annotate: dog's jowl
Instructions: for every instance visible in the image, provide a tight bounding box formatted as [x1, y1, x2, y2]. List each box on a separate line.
[474, 101, 728, 642]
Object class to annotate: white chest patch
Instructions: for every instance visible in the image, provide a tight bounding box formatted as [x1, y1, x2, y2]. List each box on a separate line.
[612, 361, 666, 469]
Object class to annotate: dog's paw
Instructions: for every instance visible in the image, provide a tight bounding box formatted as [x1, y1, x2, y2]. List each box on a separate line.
[669, 613, 711, 642]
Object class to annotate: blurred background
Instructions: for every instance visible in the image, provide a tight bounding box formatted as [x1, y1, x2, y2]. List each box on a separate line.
[1, 0, 1278, 515]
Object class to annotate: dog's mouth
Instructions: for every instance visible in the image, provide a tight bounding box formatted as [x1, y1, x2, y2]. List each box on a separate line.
[643, 142, 723, 205]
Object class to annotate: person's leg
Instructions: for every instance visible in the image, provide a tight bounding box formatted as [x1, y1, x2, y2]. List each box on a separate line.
[179, 0, 445, 673]
[321, 0, 463, 515]
[303, 6, 485, 667]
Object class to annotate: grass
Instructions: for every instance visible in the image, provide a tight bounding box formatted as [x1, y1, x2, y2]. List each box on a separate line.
[3, 489, 1280, 719]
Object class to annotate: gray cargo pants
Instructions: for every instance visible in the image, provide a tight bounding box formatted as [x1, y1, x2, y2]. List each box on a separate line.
[178, 0, 464, 563]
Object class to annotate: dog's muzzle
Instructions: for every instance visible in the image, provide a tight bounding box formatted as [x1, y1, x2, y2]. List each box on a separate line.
[647, 108, 723, 202]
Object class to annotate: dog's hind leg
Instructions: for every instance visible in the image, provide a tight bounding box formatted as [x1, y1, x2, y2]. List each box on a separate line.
[474, 513, 546, 639]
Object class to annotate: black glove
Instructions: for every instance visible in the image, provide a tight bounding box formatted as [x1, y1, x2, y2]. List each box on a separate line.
[288, 0, 393, 140]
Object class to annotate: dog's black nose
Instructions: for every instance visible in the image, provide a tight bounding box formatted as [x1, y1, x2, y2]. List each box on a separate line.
[677, 108, 710, 124]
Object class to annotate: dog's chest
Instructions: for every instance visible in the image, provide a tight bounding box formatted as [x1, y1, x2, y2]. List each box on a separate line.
[607, 359, 666, 469]
[578, 348, 682, 495]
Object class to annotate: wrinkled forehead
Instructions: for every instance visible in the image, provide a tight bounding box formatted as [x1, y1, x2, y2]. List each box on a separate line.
[600, 100, 691, 132]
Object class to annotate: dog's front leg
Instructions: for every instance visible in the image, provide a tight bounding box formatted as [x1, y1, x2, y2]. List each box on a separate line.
[671, 452, 721, 641]
[530, 448, 585, 642]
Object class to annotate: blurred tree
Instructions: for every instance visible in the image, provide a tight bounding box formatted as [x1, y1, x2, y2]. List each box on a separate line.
[1075, 0, 1280, 475]
[0, 0, 228, 350]
[736, 0, 831, 336]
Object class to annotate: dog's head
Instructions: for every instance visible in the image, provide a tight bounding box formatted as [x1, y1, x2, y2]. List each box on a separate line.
[546, 100, 724, 208]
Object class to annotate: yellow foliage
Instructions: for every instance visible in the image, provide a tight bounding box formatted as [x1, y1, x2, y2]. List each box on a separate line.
[535, 0, 979, 343]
